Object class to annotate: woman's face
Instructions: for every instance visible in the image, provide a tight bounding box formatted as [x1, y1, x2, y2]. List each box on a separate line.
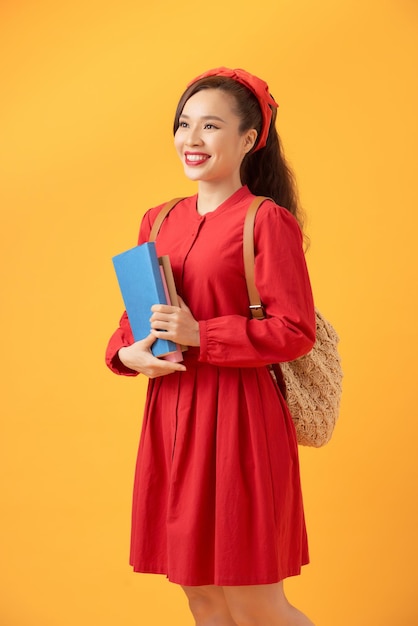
[174, 88, 256, 186]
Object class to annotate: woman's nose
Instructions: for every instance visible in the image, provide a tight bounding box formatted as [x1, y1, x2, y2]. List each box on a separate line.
[185, 127, 203, 146]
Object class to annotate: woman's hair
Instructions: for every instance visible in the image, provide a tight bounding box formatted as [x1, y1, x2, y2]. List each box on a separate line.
[173, 76, 305, 232]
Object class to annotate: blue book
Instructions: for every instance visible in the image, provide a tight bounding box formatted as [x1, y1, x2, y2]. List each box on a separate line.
[112, 242, 180, 358]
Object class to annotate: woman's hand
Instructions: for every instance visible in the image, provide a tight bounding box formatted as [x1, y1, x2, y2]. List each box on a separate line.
[118, 334, 186, 379]
[150, 296, 200, 347]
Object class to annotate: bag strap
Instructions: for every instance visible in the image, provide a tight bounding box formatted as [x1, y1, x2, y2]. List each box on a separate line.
[243, 196, 270, 320]
[149, 197, 184, 242]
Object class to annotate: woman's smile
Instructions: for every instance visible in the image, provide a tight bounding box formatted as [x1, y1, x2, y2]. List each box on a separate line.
[184, 151, 211, 166]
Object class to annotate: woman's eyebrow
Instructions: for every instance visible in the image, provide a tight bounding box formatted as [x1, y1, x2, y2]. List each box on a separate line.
[179, 114, 226, 123]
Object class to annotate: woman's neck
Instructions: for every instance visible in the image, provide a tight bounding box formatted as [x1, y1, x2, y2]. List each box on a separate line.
[196, 180, 243, 215]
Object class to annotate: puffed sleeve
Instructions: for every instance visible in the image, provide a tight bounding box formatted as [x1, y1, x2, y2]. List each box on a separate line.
[105, 311, 138, 375]
[198, 202, 316, 367]
[105, 207, 161, 376]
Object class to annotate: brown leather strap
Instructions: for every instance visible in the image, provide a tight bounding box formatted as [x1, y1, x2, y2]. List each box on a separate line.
[149, 197, 184, 242]
[243, 196, 270, 320]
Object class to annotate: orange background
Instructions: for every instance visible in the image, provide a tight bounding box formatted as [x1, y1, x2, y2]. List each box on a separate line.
[1, 1, 417, 624]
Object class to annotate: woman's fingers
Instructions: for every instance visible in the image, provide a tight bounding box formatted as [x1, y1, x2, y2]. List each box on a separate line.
[142, 332, 157, 347]
[150, 309, 181, 333]
[151, 304, 180, 315]
[118, 335, 186, 377]
[150, 299, 200, 347]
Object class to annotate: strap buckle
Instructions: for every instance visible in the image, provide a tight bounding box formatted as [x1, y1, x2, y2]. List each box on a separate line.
[249, 304, 265, 320]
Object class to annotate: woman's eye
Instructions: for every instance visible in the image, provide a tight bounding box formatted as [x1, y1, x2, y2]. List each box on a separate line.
[204, 123, 218, 130]
[179, 121, 189, 128]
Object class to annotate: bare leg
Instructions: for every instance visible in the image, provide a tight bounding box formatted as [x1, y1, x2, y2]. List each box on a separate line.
[223, 582, 315, 626]
[182, 585, 238, 626]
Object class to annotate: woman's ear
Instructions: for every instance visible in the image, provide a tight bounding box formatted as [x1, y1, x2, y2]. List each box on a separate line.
[243, 129, 258, 154]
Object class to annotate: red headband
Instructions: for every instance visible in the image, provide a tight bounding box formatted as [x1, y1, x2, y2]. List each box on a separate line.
[187, 67, 278, 151]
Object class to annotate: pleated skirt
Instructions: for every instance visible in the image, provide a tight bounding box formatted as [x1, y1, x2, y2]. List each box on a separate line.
[129, 348, 309, 586]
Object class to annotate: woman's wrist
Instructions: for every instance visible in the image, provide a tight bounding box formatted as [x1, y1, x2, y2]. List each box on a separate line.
[193, 324, 201, 346]
[118, 346, 131, 367]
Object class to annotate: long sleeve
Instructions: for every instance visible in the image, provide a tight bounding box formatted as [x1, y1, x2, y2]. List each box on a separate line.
[198, 203, 315, 368]
[105, 311, 139, 375]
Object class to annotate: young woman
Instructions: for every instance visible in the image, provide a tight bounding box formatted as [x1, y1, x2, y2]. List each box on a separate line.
[106, 67, 316, 626]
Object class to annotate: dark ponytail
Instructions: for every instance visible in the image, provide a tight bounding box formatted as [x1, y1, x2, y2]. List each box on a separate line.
[174, 76, 305, 232]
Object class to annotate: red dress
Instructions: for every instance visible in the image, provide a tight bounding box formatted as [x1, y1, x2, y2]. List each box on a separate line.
[106, 186, 316, 586]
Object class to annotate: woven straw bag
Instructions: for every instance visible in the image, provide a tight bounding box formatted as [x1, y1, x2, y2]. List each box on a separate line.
[244, 197, 343, 447]
[279, 310, 342, 446]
